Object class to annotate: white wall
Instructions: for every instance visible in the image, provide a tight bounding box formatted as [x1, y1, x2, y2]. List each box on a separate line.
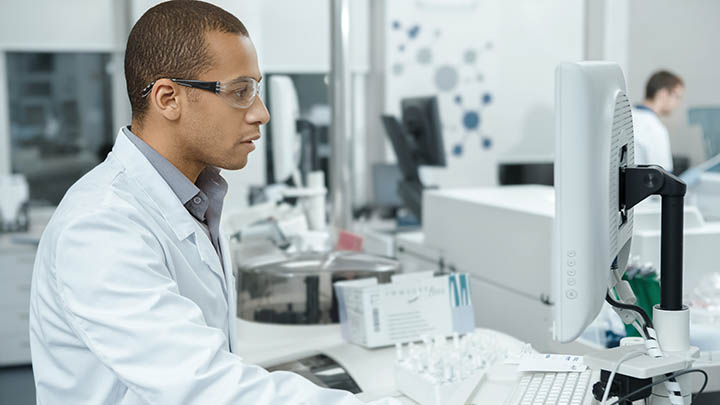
[585, 0, 630, 72]
[490, 0, 585, 168]
[0, 1, 120, 51]
[626, 0, 720, 165]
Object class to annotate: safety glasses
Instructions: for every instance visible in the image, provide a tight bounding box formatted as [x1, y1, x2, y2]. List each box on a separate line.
[140, 77, 262, 109]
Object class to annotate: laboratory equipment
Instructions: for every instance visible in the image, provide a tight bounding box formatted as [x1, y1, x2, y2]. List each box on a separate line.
[554, 61, 697, 404]
[497, 159, 554, 186]
[381, 96, 446, 220]
[265, 76, 327, 231]
[395, 231, 443, 274]
[393, 332, 494, 405]
[422, 185, 563, 353]
[371, 163, 403, 215]
[0, 174, 30, 232]
[267, 75, 322, 186]
[265, 353, 362, 394]
[268, 75, 301, 185]
[235, 251, 399, 325]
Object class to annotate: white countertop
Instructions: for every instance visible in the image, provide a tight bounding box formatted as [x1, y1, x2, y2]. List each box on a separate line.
[234, 319, 528, 403]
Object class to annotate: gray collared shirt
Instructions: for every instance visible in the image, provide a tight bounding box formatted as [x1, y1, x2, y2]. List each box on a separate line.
[122, 127, 228, 263]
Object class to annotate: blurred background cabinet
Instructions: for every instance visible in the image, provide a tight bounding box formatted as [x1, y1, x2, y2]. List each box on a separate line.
[0, 208, 52, 366]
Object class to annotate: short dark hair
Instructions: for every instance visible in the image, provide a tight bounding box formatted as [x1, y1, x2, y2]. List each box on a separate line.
[645, 70, 684, 100]
[125, 0, 248, 123]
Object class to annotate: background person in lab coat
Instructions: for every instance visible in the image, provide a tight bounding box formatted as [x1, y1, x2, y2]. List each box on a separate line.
[632, 70, 685, 172]
[28, 1, 398, 404]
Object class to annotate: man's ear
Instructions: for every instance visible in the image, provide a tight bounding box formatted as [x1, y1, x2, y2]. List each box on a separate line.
[150, 79, 181, 121]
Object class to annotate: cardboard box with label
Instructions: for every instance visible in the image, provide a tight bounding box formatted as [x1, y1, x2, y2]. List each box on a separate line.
[334, 272, 475, 348]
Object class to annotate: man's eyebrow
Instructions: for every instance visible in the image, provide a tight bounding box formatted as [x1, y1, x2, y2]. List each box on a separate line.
[229, 74, 262, 82]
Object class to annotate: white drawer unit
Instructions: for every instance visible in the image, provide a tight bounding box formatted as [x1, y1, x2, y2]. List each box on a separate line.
[0, 248, 36, 366]
[0, 252, 34, 309]
[0, 327, 32, 366]
[0, 209, 49, 366]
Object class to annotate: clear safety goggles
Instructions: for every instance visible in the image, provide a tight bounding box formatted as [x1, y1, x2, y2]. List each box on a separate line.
[140, 77, 263, 109]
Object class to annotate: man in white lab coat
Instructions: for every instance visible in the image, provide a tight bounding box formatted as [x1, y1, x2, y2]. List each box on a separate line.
[28, 1, 398, 404]
[632, 70, 685, 172]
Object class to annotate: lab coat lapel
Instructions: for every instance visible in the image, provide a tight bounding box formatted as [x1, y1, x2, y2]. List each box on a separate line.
[111, 129, 227, 285]
[219, 235, 237, 352]
[111, 130, 196, 241]
[192, 223, 228, 294]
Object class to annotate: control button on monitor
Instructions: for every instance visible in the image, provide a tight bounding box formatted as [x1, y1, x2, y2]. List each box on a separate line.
[566, 289, 577, 299]
[567, 250, 576, 257]
[567, 278, 576, 286]
[567, 259, 576, 267]
[567, 269, 576, 277]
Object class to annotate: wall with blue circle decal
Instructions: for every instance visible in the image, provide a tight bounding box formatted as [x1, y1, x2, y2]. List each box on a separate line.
[384, 0, 499, 187]
[381, 0, 585, 188]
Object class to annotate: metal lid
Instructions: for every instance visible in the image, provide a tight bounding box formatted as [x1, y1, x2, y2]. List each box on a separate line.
[240, 251, 399, 276]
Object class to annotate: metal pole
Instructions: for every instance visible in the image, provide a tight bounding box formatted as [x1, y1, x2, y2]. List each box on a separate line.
[329, 0, 353, 231]
[0, 53, 11, 175]
[660, 195, 684, 310]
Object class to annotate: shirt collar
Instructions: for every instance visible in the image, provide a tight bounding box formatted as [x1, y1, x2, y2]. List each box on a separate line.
[123, 126, 200, 205]
[122, 126, 227, 223]
[634, 104, 657, 117]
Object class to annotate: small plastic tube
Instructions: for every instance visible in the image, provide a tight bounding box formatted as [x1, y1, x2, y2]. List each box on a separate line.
[474, 354, 485, 369]
[443, 363, 452, 382]
[413, 357, 423, 373]
[422, 335, 432, 354]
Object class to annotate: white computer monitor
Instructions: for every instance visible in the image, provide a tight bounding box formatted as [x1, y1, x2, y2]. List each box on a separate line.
[553, 61, 636, 343]
[268, 75, 301, 185]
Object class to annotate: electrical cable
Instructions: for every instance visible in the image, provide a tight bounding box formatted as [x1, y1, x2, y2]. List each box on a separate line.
[605, 289, 685, 404]
[605, 290, 653, 328]
[600, 350, 647, 405]
[609, 368, 709, 405]
[631, 320, 647, 340]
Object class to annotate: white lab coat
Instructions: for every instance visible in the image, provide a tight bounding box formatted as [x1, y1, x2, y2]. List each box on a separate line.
[29, 129, 397, 405]
[632, 106, 674, 172]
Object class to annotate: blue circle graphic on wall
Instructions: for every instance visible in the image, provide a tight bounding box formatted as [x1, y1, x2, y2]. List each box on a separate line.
[435, 65, 459, 92]
[462, 111, 481, 130]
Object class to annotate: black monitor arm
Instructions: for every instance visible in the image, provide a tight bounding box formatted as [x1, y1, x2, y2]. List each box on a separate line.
[620, 165, 687, 311]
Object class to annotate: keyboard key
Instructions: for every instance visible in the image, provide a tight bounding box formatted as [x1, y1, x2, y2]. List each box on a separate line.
[508, 370, 591, 405]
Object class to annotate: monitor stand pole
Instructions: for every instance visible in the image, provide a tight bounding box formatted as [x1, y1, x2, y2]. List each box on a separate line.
[587, 165, 695, 404]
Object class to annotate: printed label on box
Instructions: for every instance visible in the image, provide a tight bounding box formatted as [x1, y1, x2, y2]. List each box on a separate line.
[334, 273, 475, 348]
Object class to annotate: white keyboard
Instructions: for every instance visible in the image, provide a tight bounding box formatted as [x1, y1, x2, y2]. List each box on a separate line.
[506, 370, 593, 405]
